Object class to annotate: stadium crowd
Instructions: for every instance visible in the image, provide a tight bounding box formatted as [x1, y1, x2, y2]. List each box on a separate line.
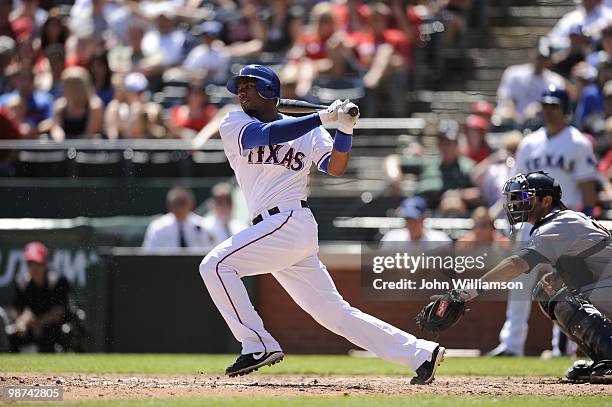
[384, 0, 612, 222]
[0, 0, 609, 215]
[379, 0, 612, 360]
[1, 0, 612, 357]
[0, 0, 475, 145]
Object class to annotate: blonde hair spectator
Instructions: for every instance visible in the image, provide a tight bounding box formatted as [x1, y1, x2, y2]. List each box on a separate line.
[45, 66, 104, 140]
[61, 66, 95, 106]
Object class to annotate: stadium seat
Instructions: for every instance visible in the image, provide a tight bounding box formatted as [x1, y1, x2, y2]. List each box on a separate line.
[15, 150, 71, 177]
[74, 151, 124, 177]
[190, 151, 233, 177]
[128, 150, 187, 177]
[308, 76, 365, 105]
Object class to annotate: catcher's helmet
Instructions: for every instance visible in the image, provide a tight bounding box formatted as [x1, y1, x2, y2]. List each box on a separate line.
[226, 64, 281, 101]
[540, 84, 570, 115]
[502, 171, 564, 225]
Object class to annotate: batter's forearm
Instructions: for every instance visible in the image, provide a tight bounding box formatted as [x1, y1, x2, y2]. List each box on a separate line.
[327, 150, 349, 177]
[321, 130, 352, 176]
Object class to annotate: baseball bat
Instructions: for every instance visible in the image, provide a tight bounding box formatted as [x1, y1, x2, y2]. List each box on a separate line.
[278, 99, 360, 117]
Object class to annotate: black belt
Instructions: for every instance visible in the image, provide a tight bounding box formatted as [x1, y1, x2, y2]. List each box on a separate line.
[252, 200, 309, 225]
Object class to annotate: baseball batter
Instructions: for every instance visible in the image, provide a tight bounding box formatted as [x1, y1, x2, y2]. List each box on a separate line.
[198, 65, 445, 384]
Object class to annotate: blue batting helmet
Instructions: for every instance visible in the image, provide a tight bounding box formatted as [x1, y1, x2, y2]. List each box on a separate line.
[226, 64, 281, 100]
[540, 84, 570, 115]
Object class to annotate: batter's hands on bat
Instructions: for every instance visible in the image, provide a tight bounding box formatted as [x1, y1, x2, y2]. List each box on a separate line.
[318, 99, 349, 124]
[337, 102, 359, 134]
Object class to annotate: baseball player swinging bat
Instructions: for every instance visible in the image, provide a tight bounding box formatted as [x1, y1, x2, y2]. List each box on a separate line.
[199, 64, 445, 384]
[278, 99, 360, 117]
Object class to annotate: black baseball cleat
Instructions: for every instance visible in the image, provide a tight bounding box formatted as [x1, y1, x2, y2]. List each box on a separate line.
[225, 351, 284, 377]
[565, 359, 593, 382]
[589, 360, 612, 384]
[410, 346, 446, 385]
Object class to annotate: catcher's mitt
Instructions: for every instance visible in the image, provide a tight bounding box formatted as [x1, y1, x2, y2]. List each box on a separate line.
[416, 289, 468, 332]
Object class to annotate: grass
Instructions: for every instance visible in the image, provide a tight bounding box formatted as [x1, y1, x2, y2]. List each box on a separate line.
[12, 396, 612, 407]
[0, 353, 577, 377]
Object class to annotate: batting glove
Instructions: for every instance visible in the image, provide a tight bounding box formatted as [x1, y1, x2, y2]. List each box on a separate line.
[318, 99, 349, 124]
[337, 102, 359, 134]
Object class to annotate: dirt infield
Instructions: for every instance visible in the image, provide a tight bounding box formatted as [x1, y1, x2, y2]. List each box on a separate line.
[2, 372, 611, 400]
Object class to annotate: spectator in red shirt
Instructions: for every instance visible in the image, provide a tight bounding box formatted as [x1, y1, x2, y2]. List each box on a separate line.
[285, 2, 350, 97]
[292, 3, 335, 62]
[348, 2, 413, 117]
[65, 25, 98, 69]
[464, 114, 492, 163]
[10, 0, 46, 37]
[166, 81, 220, 139]
[333, 0, 370, 33]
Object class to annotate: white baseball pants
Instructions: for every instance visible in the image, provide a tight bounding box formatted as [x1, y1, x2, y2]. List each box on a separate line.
[199, 205, 438, 371]
[497, 224, 536, 355]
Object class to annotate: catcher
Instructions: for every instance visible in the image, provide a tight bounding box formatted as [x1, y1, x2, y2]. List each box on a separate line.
[417, 171, 612, 384]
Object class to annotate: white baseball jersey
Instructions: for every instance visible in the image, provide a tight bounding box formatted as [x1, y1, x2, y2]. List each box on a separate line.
[219, 111, 333, 219]
[512, 126, 599, 209]
[198, 109, 439, 371]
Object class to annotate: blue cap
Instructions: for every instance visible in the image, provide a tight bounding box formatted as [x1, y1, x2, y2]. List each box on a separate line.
[397, 196, 428, 219]
[540, 83, 570, 114]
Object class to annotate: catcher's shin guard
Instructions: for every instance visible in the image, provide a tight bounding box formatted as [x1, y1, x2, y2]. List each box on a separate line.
[548, 289, 612, 362]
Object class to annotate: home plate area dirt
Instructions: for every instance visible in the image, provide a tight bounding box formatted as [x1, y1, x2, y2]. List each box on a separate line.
[2, 373, 611, 400]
